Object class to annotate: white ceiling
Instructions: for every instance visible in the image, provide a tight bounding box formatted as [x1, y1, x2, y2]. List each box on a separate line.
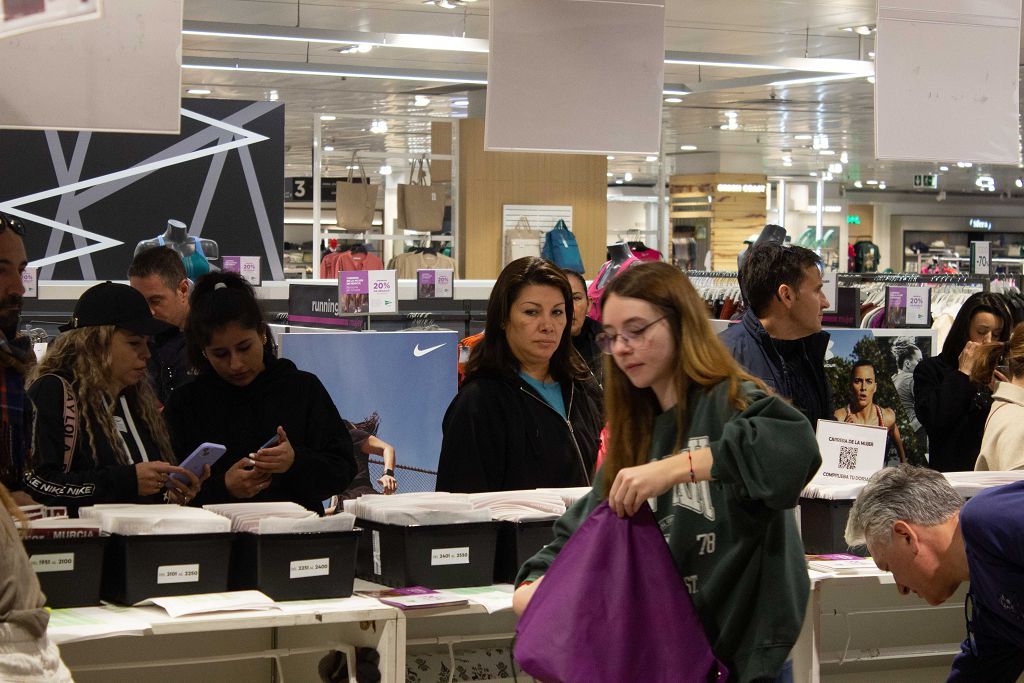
[180, 0, 1024, 196]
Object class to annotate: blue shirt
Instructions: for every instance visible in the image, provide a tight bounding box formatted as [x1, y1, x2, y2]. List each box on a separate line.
[518, 372, 566, 419]
[949, 481, 1024, 682]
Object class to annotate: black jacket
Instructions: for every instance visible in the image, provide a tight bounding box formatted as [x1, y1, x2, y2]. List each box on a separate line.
[436, 372, 602, 493]
[164, 355, 356, 514]
[913, 355, 991, 472]
[24, 373, 162, 513]
[719, 309, 832, 427]
[147, 327, 195, 406]
[572, 316, 604, 387]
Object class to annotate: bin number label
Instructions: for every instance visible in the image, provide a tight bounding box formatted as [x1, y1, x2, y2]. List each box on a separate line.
[30, 552, 74, 573]
[290, 557, 330, 579]
[431, 547, 469, 566]
[157, 563, 200, 584]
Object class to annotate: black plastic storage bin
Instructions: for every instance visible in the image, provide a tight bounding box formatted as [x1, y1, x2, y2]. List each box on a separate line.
[230, 530, 361, 601]
[23, 535, 108, 608]
[356, 519, 498, 589]
[800, 498, 866, 556]
[102, 533, 233, 605]
[493, 520, 555, 584]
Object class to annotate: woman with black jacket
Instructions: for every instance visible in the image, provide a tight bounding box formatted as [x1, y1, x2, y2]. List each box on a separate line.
[914, 292, 1011, 471]
[164, 273, 356, 514]
[25, 282, 203, 515]
[436, 257, 601, 493]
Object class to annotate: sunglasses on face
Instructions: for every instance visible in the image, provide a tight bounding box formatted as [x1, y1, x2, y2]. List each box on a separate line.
[0, 214, 26, 237]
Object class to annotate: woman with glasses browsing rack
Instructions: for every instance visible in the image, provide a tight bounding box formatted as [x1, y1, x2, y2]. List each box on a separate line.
[514, 262, 821, 682]
[436, 257, 602, 493]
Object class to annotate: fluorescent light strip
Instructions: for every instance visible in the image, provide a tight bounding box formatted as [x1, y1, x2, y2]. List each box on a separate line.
[186, 57, 692, 94]
[665, 58, 780, 70]
[770, 72, 868, 87]
[182, 59, 488, 85]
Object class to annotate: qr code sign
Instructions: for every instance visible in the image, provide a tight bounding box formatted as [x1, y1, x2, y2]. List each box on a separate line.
[838, 446, 857, 470]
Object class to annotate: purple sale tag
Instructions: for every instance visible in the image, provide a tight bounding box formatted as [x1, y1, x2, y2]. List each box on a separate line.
[222, 256, 241, 273]
[340, 271, 369, 295]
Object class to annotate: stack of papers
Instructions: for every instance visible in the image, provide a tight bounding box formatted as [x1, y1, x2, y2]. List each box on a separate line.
[78, 504, 230, 535]
[357, 585, 469, 610]
[203, 502, 355, 533]
[135, 590, 278, 617]
[539, 487, 592, 507]
[943, 471, 1024, 498]
[351, 492, 492, 526]
[806, 554, 883, 575]
[467, 490, 566, 522]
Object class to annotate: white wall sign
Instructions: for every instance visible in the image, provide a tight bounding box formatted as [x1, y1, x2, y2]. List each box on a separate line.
[875, 0, 1021, 164]
[809, 420, 888, 488]
[485, 0, 665, 154]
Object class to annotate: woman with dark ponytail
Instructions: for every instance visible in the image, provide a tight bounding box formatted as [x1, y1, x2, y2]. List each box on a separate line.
[164, 272, 356, 513]
[972, 322, 1024, 471]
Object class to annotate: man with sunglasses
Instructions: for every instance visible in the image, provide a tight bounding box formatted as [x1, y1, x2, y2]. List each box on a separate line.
[0, 213, 33, 503]
[721, 240, 833, 427]
[846, 465, 1024, 681]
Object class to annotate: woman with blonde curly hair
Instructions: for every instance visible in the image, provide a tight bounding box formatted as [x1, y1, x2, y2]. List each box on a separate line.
[23, 283, 204, 515]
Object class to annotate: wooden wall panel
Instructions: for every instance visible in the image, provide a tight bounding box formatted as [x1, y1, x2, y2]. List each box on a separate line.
[670, 173, 767, 272]
[458, 118, 608, 278]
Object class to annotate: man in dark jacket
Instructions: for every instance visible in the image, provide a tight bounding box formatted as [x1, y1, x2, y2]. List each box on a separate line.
[0, 213, 33, 503]
[129, 246, 195, 405]
[720, 242, 833, 427]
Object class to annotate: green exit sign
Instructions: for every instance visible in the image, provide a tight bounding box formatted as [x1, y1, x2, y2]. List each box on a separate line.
[847, 215, 861, 225]
[914, 174, 939, 189]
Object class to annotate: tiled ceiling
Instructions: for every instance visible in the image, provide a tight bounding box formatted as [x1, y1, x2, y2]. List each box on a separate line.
[181, 0, 1024, 195]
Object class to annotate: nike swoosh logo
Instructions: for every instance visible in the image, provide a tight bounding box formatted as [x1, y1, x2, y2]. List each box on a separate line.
[413, 343, 446, 357]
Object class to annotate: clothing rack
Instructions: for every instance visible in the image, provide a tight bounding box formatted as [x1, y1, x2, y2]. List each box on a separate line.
[681, 270, 738, 279]
[837, 272, 991, 291]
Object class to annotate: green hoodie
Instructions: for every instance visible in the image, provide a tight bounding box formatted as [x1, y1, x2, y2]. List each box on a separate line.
[517, 381, 821, 682]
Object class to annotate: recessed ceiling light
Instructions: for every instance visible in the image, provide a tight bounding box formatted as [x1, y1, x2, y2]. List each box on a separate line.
[679, 145, 698, 151]
[853, 180, 863, 188]
[794, 134, 813, 140]
[840, 151, 849, 164]
[939, 165, 949, 171]
[414, 95, 431, 107]
[424, 0, 471, 8]
[606, 155, 615, 160]
[865, 180, 879, 185]
[664, 97, 683, 104]
[624, 172, 634, 182]
[379, 165, 393, 176]
[615, 179, 624, 185]
[878, 182, 887, 189]
[323, 145, 335, 152]
[451, 99, 469, 108]
[957, 161, 973, 168]
[268, 90, 279, 101]
[829, 163, 843, 173]
[645, 155, 658, 162]
[186, 88, 211, 95]
[319, 114, 336, 121]
[809, 172, 818, 177]
[607, 172, 614, 177]
[783, 160, 793, 167]
[819, 149, 836, 156]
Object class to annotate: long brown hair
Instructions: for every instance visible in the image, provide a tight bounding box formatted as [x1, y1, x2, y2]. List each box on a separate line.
[465, 257, 589, 383]
[0, 482, 26, 535]
[29, 326, 175, 464]
[600, 262, 764, 497]
[971, 321, 1024, 384]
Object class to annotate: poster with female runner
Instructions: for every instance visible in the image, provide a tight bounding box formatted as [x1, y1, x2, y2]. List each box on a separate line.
[824, 329, 937, 467]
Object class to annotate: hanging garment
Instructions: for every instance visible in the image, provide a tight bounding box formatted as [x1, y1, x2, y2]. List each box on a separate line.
[514, 502, 727, 683]
[338, 250, 385, 272]
[586, 253, 641, 321]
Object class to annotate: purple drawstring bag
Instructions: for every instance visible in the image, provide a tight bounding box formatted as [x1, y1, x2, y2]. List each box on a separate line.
[514, 501, 728, 683]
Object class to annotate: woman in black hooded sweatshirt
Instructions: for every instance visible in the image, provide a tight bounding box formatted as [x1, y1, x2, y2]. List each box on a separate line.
[164, 272, 355, 513]
[914, 292, 1011, 472]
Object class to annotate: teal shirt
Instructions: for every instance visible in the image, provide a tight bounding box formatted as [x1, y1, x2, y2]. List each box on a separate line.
[518, 372, 566, 419]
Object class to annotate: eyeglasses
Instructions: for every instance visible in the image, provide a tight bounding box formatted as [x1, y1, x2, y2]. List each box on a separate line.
[595, 316, 666, 354]
[0, 214, 26, 237]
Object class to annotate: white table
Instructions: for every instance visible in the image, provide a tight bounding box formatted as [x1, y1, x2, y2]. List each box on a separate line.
[56, 596, 401, 683]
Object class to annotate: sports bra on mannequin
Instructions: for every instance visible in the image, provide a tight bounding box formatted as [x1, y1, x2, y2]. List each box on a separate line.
[587, 243, 641, 321]
[134, 220, 220, 279]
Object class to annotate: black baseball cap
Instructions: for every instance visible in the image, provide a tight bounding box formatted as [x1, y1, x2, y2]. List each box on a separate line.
[59, 281, 174, 336]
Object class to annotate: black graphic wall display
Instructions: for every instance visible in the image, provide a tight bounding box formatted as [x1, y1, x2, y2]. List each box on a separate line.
[0, 99, 284, 281]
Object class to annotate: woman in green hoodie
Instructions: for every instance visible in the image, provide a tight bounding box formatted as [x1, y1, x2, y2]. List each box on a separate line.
[514, 262, 821, 683]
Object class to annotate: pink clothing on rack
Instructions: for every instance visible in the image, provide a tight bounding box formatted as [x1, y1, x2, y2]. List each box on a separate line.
[632, 247, 663, 262]
[586, 254, 642, 321]
[338, 250, 384, 272]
